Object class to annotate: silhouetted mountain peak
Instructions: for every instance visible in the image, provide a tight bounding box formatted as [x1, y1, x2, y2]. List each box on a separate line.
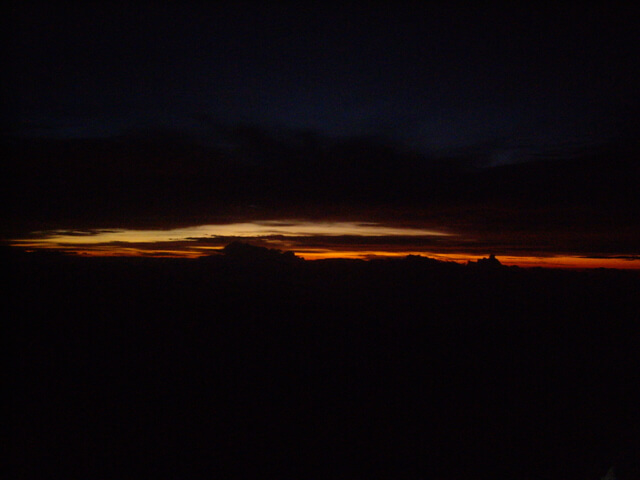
[470, 254, 503, 268]
[222, 241, 300, 264]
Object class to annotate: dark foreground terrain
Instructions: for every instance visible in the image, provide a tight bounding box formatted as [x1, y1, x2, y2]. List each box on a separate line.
[7, 245, 639, 479]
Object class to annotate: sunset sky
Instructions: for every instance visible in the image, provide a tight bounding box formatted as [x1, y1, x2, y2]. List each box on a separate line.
[4, 3, 639, 268]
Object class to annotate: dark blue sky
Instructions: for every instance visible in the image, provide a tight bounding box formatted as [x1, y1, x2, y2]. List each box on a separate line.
[5, 3, 639, 162]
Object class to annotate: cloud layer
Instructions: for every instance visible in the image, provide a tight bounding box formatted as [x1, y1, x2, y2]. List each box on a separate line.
[3, 128, 639, 267]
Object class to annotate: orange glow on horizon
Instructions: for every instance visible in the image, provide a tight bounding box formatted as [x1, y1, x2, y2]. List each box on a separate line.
[10, 243, 640, 269]
[294, 250, 640, 269]
[8, 221, 639, 269]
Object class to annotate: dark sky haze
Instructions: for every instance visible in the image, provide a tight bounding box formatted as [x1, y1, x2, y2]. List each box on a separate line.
[6, 3, 639, 158]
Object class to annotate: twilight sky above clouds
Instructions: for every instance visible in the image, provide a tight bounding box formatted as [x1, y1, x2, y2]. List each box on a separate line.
[6, 3, 639, 154]
[3, 2, 640, 267]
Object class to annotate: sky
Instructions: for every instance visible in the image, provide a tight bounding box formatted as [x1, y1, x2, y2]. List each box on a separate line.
[4, 2, 640, 267]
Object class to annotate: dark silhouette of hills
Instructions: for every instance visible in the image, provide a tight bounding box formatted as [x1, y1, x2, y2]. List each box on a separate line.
[6, 246, 639, 479]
